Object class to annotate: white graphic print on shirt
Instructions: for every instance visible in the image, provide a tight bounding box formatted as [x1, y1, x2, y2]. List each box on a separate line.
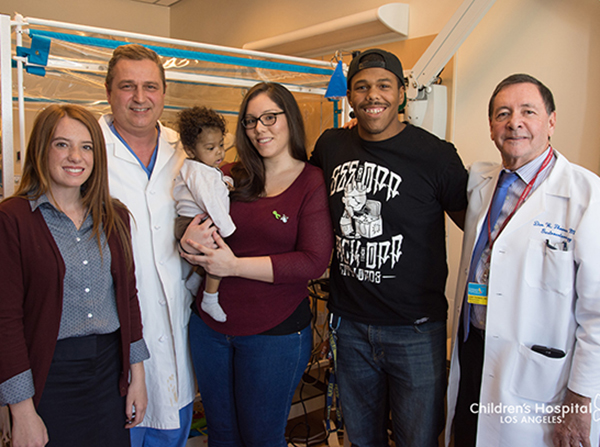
[331, 160, 403, 284]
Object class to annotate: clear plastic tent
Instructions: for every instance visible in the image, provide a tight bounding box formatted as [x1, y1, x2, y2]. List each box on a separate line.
[0, 14, 342, 197]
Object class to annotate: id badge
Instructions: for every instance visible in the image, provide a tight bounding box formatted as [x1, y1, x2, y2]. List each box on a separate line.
[467, 282, 488, 306]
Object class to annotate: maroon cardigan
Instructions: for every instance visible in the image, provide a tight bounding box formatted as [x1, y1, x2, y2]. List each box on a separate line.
[0, 197, 143, 406]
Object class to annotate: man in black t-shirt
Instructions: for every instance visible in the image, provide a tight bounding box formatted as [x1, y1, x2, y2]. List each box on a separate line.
[311, 49, 468, 446]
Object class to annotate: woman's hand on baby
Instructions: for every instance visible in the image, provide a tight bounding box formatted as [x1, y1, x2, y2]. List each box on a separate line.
[180, 215, 218, 254]
[181, 232, 238, 278]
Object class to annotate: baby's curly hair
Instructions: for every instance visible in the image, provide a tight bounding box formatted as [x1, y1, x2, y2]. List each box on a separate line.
[177, 106, 227, 151]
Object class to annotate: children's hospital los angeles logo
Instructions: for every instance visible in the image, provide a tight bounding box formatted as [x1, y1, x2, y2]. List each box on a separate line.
[331, 160, 403, 284]
[470, 394, 600, 425]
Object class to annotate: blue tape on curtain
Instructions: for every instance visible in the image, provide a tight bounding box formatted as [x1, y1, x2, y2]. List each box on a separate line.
[16, 34, 51, 76]
[28, 29, 334, 76]
[14, 96, 238, 115]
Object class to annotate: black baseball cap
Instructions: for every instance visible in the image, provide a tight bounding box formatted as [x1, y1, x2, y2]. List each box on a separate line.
[346, 49, 405, 89]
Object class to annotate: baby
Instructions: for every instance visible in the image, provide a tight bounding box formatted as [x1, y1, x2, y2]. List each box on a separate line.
[174, 106, 235, 322]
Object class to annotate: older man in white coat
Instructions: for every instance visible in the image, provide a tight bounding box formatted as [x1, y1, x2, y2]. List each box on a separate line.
[101, 44, 210, 447]
[446, 74, 600, 447]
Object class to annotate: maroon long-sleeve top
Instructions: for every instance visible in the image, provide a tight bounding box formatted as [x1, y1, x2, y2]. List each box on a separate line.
[197, 163, 333, 336]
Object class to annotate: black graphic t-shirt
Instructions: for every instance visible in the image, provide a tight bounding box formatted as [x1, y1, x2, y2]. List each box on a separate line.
[311, 124, 468, 325]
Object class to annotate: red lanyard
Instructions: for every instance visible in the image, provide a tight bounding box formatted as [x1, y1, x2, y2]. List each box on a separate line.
[487, 148, 554, 250]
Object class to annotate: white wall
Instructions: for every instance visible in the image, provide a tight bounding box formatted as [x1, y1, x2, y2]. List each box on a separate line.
[170, 0, 465, 47]
[453, 0, 600, 172]
[0, 0, 170, 36]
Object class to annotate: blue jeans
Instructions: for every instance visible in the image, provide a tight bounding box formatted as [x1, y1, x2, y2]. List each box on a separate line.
[130, 402, 193, 447]
[189, 313, 312, 447]
[334, 316, 446, 447]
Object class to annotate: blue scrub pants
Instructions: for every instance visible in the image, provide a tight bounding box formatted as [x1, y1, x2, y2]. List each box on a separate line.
[130, 402, 193, 447]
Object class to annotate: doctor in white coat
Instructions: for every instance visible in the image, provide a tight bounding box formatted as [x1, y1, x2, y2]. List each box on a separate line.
[446, 74, 600, 447]
[101, 44, 204, 447]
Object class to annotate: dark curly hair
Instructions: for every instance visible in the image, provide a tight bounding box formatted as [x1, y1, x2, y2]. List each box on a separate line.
[177, 106, 227, 156]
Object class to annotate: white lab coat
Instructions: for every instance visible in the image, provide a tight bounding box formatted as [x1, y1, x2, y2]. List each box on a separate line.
[446, 151, 600, 447]
[100, 115, 195, 429]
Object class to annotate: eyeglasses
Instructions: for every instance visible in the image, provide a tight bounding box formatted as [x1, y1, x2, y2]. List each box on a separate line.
[241, 112, 285, 129]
